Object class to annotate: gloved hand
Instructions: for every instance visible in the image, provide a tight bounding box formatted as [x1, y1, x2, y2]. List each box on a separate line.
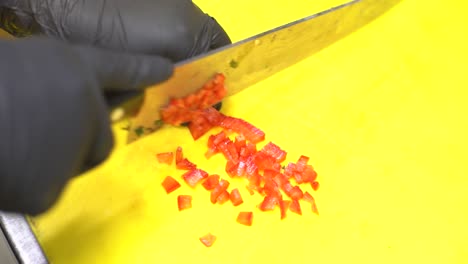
[0, 0, 231, 61]
[0, 37, 173, 216]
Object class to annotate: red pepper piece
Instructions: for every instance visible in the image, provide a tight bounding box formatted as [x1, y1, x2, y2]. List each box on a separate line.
[279, 199, 291, 220]
[202, 175, 220, 191]
[210, 179, 230, 204]
[216, 190, 230, 204]
[311, 181, 320, 191]
[296, 155, 310, 172]
[229, 188, 243, 206]
[161, 176, 181, 194]
[254, 152, 281, 172]
[259, 142, 287, 163]
[218, 138, 239, 165]
[177, 195, 192, 211]
[289, 186, 304, 200]
[175, 146, 183, 164]
[303, 191, 319, 215]
[182, 169, 209, 187]
[290, 199, 302, 215]
[199, 233, 217, 247]
[236, 212, 253, 226]
[303, 166, 318, 183]
[219, 116, 265, 144]
[259, 195, 279, 211]
[188, 113, 213, 140]
[156, 152, 174, 165]
[176, 158, 197, 170]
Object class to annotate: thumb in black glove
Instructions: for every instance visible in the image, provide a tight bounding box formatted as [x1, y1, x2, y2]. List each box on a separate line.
[0, 0, 231, 61]
[0, 37, 173, 216]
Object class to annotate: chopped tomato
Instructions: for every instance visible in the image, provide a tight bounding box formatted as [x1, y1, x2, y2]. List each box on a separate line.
[260, 142, 287, 163]
[311, 181, 320, 191]
[199, 233, 217, 247]
[156, 152, 174, 165]
[290, 199, 302, 215]
[177, 195, 192, 211]
[236, 212, 253, 226]
[182, 169, 208, 187]
[176, 158, 197, 170]
[259, 195, 279, 211]
[210, 179, 230, 204]
[202, 175, 220, 191]
[279, 199, 291, 220]
[229, 188, 243, 206]
[216, 190, 230, 204]
[161, 176, 181, 194]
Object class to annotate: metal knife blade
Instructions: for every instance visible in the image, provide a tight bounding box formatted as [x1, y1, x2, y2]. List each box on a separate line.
[117, 0, 401, 143]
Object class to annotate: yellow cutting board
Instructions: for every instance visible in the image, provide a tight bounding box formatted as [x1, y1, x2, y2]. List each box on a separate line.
[29, 0, 468, 263]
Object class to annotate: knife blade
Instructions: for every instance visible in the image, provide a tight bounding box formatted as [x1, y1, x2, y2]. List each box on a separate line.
[115, 0, 401, 143]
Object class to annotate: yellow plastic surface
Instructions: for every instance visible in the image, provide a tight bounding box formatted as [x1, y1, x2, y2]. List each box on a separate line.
[30, 0, 468, 263]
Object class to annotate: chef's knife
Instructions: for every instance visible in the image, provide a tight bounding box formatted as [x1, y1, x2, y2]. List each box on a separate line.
[114, 0, 401, 143]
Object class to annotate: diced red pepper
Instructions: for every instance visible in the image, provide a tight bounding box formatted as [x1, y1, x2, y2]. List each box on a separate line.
[289, 186, 304, 200]
[244, 155, 258, 176]
[296, 155, 310, 172]
[175, 146, 183, 163]
[236, 212, 253, 226]
[217, 190, 230, 204]
[302, 165, 317, 183]
[218, 138, 239, 165]
[156, 152, 174, 165]
[177, 195, 192, 211]
[303, 192, 319, 215]
[311, 181, 320, 191]
[161, 176, 181, 194]
[219, 116, 265, 144]
[279, 199, 291, 220]
[202, 174, 220, 191]
[182, 169, 209, 187]
[234, 134, 247, 153]
[229, 188, 243, 206]
[254, 152, 281, 172]
[210, 179, 230, 204]
[199, 233, 217, 247]
[259, 195, 279, 211]
[161, 73, 227, 126]
[284, 162, 296, 178]
[263, 177, 281, 198]
[282, 182, 294, 196]
[290, 199, 302, 215]
[260, 142, 287, 163]
[176, 158, 197, 170]
[188, 114, 213, 140]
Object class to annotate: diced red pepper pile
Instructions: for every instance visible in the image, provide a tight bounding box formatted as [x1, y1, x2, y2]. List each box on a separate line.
[157, 73, 320, 247]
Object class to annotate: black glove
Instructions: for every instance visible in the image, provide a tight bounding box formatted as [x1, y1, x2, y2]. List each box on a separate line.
[0, 37, 173, 216]
[0, 0, 231, 61]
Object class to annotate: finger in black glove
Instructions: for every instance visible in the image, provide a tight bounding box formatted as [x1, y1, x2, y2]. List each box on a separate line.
[0, 37, 173, 215]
